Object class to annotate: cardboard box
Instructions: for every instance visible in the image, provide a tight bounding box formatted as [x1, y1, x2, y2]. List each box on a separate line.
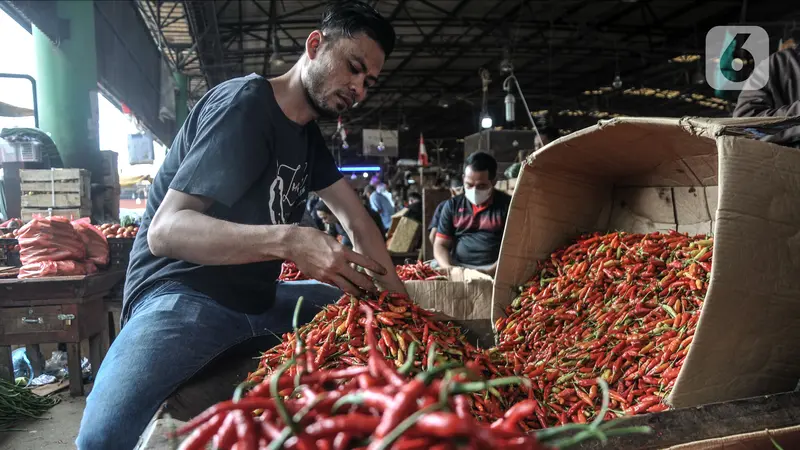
[387, 216, 421, 253]
[492, 116, 800, 409]
[406, 267, 494, 347]
[666, 424, 800, 450]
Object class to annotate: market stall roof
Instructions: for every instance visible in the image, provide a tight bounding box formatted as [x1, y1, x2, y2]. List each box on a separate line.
[135, 0, 800, 152]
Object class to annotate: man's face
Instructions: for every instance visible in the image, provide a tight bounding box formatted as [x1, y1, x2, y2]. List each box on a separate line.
[316, 210, 336, 225]
[302, 31, 385, 117]
[463, 166, 493, 191]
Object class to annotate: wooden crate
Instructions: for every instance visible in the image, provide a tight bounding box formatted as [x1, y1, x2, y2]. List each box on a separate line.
[22, 207, 91, 222]
[20, 169, 91, 210]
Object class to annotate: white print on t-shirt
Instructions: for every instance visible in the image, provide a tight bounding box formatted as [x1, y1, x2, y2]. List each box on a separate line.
[269, 162, 309, 224]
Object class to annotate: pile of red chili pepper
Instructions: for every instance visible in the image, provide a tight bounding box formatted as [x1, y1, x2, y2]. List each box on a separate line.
[395, 262, 446, 281]
[173, 300, 649, 449]
[492, 231, 711, 428]
[279, 261, 310, 281]
[245, 293, 511, 422]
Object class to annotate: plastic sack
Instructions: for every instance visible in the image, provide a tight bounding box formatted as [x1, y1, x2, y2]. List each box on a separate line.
[72, 217, 109, 266]
[17, 216, 85, 264]
[19, 260, 97, 279]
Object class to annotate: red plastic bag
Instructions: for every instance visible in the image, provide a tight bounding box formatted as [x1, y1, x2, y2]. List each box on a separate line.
[72, 217, 109, 266]
[18, 260, 96, 279]
[17, 216, 85, 264]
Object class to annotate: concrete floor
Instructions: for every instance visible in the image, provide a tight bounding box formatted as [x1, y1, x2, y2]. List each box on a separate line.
[0, 393, 84, 450]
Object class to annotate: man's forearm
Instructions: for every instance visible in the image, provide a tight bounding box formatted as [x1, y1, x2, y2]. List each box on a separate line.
[149, 209, 293, 265]
[433, 241, 453, 269]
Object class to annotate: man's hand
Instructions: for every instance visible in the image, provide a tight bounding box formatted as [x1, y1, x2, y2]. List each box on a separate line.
[477, 261, 498, 277]
[287, 226, 386, 296]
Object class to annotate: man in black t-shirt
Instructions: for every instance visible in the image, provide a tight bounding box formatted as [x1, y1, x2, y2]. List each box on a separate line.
[77, 3, 403, 448]
[434, 152, 510, 277]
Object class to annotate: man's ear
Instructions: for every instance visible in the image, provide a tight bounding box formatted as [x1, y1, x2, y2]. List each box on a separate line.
[306, 30, 323, 60]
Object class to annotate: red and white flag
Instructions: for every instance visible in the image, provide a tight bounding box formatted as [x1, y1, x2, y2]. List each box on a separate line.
[418, 133, 429, 167]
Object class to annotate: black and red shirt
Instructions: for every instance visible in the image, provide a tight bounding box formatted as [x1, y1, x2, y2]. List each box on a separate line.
[435, 190, 511, 266]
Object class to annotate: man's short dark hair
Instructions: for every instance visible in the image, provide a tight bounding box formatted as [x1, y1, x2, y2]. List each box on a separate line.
[316, 201, 332, 215]
[321, 1, 396, 57]
[409, 192, 422, 202]
[449, 177, 463, 189]
[364, 184, 376, 194]
[464, 152, 498, 180]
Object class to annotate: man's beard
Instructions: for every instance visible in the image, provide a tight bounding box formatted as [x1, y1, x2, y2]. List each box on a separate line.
[303, 68, 341, 119]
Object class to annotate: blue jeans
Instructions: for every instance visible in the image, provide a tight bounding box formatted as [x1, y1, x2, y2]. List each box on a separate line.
[76, 280, 342, 450]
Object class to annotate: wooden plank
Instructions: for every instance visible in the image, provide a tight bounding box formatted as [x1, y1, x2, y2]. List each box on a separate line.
[25, 343, 44, 377]
[422, 188, 451, 261]
[31, 379, 69, 397]
[22, 207, 91, 222]
[21, 192, 90, 208]
[0, 271, 124, 303]
[88, 332, 104, 376]
[573, 390, 800, 449]
[20, 168, 88, 182]
[66, 342, 83, 396]
[21, 180, 84, 193]
[0, 346, 12, 382]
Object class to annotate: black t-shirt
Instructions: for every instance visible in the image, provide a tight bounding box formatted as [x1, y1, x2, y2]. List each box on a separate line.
[435, 190, 511, 266]
[122, 74, 342, 322]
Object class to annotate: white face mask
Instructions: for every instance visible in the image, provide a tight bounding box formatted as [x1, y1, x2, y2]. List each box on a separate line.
[464, 187, 491, 205]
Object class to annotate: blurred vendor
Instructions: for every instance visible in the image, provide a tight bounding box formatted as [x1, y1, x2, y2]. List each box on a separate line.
[433, 152, 510, 276]
[315, 201, 353, 248]
[428, 179, 463, 245]
[733, 35, 800, 148]
[365, 184, 394, 230]
[405, 192, 423, 223]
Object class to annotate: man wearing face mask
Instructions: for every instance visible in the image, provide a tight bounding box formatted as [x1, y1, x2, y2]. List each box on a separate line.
[433, 152, 511, 276]
[77, 2, 404, 448]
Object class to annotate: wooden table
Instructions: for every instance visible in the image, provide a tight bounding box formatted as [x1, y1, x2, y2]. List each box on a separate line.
[0, 270, 125, 396]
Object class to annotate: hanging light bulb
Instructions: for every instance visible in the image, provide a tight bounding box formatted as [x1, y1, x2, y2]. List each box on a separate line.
[341, 140, 349, 149]
[612, 74, 623, 89]
[362, 172, 369, 178]
[350, 174, 357, 180]
[377, 139, 385, 152]
[480, 114, 493, 129]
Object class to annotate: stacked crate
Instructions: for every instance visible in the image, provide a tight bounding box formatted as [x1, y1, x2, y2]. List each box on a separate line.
[20, 168, 91, 221]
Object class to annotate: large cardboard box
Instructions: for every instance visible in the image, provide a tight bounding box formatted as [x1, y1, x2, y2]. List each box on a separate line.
[492, 116, 800, 409]
[405, 267, 494, 347]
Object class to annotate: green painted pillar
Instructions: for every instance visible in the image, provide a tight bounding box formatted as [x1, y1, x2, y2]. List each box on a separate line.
[173, 72, 189, 129]
[33, 0, 100, 174]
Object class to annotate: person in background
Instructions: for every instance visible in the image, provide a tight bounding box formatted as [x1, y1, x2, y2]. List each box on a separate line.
[433, 152, 511, 276]
[428, 178, 463, 245]
[405, 191, 423, 223]
[301, 192, 325, 230]
[315, 201, 353, 248]
[365, 184, 394, 230]
[376, 182, 395, 210]
[733, 33, 800, 148]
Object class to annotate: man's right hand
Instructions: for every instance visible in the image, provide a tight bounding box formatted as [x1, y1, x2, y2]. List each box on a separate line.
[287, 227, 387, 296]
